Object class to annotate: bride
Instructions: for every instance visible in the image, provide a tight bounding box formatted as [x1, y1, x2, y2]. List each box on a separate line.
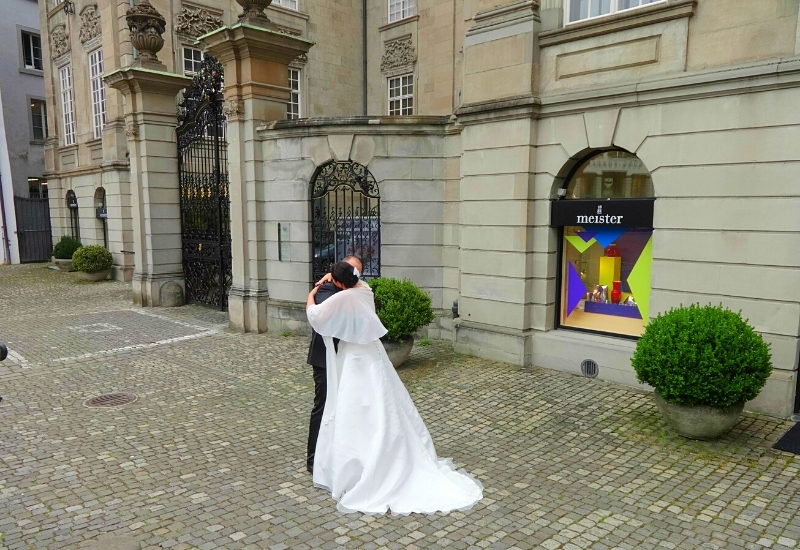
[305, 261, 483, 515]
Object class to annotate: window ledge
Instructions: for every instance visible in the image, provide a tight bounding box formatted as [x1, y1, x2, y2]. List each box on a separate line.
[379, 15, 419, 33]
[268, 4, 309, 20]
[20, 67, 44, 77]
[30, 140, 46, 146]
[539, 0, 696, 48]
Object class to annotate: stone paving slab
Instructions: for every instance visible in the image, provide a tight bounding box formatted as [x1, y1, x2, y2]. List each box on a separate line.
[0, 264, 799, 550]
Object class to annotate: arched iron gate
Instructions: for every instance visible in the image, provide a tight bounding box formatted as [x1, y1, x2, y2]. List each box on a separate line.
[310, 161, 381, 283]
[176, 55, 231, 310]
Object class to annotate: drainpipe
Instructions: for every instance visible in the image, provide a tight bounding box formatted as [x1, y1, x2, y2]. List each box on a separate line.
[0, 175, 11, 264]
[363, 0, 367, 115]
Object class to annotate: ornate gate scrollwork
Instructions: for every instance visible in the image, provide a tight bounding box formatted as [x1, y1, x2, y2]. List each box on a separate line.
[311, 161, 381, 283]
[176, 54, 231, 310]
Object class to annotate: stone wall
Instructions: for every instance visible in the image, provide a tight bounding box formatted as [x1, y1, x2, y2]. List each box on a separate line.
[255, 117, 453, 337]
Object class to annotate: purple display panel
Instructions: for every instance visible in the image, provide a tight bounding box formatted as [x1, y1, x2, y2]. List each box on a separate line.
[566, 261, 587, 316]
[584, 301, 643, 319]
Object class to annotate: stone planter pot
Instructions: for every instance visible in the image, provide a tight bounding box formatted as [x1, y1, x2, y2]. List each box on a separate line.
[53, 258, 74, 272]
[80, 269, 111, 282]
[654, 390, 744, 441]
[382, 337, 414, 369]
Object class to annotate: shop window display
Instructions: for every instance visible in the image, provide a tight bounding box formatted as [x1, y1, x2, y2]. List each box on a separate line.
[553, 151, 655, 338]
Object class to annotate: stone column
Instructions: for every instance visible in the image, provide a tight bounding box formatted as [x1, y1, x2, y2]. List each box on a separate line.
[199, 20, 313, 332]
[105, 1, 190, 306]
[106, 68, 190, 306]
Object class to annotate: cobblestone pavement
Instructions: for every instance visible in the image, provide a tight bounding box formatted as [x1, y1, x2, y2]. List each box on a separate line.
[1, 264, 799, 550]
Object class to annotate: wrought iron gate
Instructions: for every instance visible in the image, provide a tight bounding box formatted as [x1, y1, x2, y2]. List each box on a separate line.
[310, 161, 380, 282]
[14, 196, 52, 263]
[176, 55, 231, 310]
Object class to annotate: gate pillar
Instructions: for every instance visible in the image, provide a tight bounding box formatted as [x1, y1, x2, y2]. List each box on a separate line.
[106, 68, 191, 307]
[200, 25, 313, 332]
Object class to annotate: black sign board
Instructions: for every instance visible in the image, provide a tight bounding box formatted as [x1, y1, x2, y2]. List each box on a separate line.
[550, 198, 654, 227]
[67, 198, 78, 209]
[96, 207, 107, 219]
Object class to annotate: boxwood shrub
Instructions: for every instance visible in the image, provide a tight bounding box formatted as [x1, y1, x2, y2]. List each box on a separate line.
[71, 245, 113, 274]
[368, 277, 435, 342]
[632, 304, 772, 408]
[52, 236, 82, 260]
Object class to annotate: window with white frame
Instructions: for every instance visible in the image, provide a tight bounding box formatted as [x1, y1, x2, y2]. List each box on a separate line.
[388, 74, 413, 116]
[21, 31, 43, 71]
[89, 49, 107, 139]
[273, 0, 298, 9]
[388, 0, 414, 23]
[30, 99, 47, 141]
[183, 47, 202, 76]
[566, 0, 662, 23]
[59, 65, 76, 146]
[287, 68, 301, 119]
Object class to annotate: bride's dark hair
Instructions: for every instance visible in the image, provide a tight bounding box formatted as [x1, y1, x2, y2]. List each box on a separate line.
[331, 261, 359, 288]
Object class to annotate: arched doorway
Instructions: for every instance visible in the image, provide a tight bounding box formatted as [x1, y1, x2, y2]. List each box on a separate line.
[66, 190, 80, 240]
[551, 150, 655, 338]
[310, 161, 380, 282]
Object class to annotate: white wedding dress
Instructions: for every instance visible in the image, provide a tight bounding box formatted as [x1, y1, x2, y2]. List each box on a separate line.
[307, 284, 483, 515]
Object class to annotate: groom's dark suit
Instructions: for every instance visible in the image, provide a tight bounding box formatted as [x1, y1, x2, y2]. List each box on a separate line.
[306, 282, 340, 472]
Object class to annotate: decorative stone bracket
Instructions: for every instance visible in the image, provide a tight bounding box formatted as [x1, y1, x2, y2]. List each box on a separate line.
[175, 6, 224, 38]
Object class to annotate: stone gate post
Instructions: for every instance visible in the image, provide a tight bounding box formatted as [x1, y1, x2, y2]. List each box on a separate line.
[199, 13, 313, 332]
[105, 1, 191, 307]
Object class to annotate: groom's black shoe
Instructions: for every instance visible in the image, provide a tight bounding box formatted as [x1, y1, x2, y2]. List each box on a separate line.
[306, 461, 313, 474]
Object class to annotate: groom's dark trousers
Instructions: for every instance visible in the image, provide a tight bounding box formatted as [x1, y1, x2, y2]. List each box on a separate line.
[306, 282, 340, 472]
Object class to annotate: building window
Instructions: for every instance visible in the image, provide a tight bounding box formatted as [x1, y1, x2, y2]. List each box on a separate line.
[287, 68, 301, 119]
[59, 65, 76, 146]
[553, 150, 656, 338]
[388, 74, 413, 116]
[388, 0, 414, 23]
[273, 0, 298, 9]
[30, 100, 48, 141]
[183, 47, 202, 76]
[21, 31, 43, 71]
[89, 49, 107, 139]
[28, 178, 48, 199]
[566, 0, 663, 24]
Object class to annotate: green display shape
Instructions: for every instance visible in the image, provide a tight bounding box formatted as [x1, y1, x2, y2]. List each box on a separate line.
[627, 236, 653, 323]
[565, 236, 596, 254]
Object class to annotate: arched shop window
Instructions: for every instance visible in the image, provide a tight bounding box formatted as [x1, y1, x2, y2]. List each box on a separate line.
[551, 150, 655, 338]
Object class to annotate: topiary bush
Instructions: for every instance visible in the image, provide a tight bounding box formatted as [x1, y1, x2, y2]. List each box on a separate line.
[632, 304, 772, 409]
[368, 277, 435, 342]
[52, 236, 82, 260]
[71, 245, 113, 274]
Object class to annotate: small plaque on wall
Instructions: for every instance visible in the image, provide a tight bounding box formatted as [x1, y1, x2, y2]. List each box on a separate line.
[278, 223, 291, 261]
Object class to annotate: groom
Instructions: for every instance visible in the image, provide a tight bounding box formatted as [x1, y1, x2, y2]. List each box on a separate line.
[306, 255, 363, 473]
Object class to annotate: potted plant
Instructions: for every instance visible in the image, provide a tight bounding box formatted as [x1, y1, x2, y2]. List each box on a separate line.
[632, 304, 772, 440]
[52, 236, 82, 272]
[71, 245, 114, 282]
[368, 277, 435, 368]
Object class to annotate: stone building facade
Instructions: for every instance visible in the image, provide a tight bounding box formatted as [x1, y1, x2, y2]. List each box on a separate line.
[39, 0, 800, 418]
[38, 0, 363, 280]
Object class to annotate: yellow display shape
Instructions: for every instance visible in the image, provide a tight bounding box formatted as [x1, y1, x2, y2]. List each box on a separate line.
[598, 256, 621, 288]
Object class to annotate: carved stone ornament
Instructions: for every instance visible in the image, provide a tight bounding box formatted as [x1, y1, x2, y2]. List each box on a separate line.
[291, 53, 308, 66]
[235, 0, 277, 29]
[222, 100, 244, 121]
[175, 6, 223, 38]
[125, 122, 139, 138]
[79, 5, 101, 44]
[380, 36, 416, 73]
[51, 24, 70, 58]
[126, 0, 167, 69]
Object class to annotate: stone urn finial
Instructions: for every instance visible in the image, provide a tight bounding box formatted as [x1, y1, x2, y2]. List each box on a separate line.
[126, 0, 168, 70]
[235, 0, 278, 28]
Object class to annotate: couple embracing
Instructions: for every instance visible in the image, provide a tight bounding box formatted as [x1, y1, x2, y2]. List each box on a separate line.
[304, 256, 483, 515]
